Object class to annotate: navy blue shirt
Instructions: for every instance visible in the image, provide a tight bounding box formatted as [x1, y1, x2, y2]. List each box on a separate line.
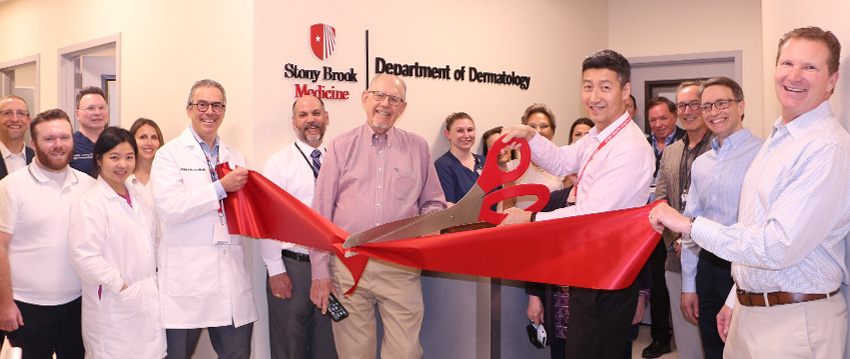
[70, 131, 96, 177]
[434, 150, 485, 203]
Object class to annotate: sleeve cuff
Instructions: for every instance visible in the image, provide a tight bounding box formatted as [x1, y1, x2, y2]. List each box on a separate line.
[214, 180, 227, 199]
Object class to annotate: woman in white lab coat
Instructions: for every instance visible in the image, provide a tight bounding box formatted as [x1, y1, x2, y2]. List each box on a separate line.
[68, 127, 167, 358]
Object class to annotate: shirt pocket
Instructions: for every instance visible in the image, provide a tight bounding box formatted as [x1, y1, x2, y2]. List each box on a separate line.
[162, 246, 219, 297]
[391, 167, 421, 202]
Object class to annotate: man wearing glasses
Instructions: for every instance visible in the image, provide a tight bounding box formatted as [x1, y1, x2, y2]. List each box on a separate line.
[643, 82, 712, 359]
[652, 27, 850, 358]
[309, 74, 446, 359]
[151, 79, 257, 358]
[677, 77, 762, 359]
[0, 96, 34, 179]
[70, 86, 108, 177]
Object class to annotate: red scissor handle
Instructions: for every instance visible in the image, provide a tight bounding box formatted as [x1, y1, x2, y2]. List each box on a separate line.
[477, 136, 532, 193]
[478, 183, 551, 225]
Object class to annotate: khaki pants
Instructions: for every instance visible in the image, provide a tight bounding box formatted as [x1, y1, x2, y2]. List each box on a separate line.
[330, 256, 424, 359]
[724, 291, 847, 358]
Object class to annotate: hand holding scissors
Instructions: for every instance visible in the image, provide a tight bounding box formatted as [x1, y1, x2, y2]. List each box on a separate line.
[343, 136, 549, 249]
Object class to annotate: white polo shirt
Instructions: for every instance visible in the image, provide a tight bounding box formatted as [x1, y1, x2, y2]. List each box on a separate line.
[0, 162, 96, 305]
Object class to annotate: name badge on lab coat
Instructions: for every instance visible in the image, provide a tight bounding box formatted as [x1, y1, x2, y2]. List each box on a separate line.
[214, 220, 231, 246]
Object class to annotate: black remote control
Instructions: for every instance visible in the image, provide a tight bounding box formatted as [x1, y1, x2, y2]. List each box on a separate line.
[327, 293, 349, 322]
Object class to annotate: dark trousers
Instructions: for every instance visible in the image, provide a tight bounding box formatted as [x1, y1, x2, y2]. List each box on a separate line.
[696, 253, 734, 359]
[549, 337, 565, 359]
[564, 281, 638, 359]
[166, 322, 254, 359]
[647, 240, 671, 341]
[267, 256, 337, 359]
[5, 298, 84, 359]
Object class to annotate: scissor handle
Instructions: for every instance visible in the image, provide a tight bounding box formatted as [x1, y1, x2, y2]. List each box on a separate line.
[478, 136, 532, 193]
[478, 183, 551, 224]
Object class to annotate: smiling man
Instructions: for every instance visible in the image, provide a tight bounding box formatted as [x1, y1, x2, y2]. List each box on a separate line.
[309, 74, 446, 359]
[0, 96, 34, 179]
[70, 87, 108, 177]
[651, 27, 850, 358]
[643, 82, 713, 359]
[674, 77, 763, 359]
[151, 79, 257, 358]
[0, 109, 94, 358]
[260, 95, 336, 359]
[501, 49, 653, 359]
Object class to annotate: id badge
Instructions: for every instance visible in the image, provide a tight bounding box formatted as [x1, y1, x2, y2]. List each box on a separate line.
[213, 219, 231, 246]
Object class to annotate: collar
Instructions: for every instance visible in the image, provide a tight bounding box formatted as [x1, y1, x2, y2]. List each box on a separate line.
[188, 126, 220, 149]
[772, 100, 833, 141]
[294, 138, 325, 155]
[27, 161, 78, 188]
[364, 123, 396, 147]
[711, 127, 753, 152]
[683, 129, 713, 149]
[0, 140, 18, 159]
[590, 112, 631, 140]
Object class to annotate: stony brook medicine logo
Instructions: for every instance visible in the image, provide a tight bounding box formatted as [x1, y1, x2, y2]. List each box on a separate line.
[310, 23, 336, 60]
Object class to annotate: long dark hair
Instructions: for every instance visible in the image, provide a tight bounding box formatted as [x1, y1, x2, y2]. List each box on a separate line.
[92, 127, 138, 177]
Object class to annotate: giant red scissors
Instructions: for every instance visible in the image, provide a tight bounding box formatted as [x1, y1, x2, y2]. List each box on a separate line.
[343, 136, 550, 250]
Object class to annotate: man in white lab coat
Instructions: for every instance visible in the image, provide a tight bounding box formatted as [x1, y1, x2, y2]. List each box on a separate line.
[152, 79, 258, 358]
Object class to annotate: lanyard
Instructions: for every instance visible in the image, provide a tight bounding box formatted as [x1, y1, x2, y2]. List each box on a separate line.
[294, 142, 320, 180]
[198, 142, 225, 224]
[574, 116, 631, 201]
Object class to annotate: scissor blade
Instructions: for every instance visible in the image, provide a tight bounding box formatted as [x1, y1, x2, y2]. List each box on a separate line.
[343, 187, 486, 248]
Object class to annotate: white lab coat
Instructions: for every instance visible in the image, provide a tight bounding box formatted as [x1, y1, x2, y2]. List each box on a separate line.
[151, 127, 258, 329]
[68, 177, 166, 359]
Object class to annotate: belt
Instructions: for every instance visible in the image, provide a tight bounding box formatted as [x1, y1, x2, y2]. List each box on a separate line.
[736, 288, 839, 307]
[282, 249, 310, 262]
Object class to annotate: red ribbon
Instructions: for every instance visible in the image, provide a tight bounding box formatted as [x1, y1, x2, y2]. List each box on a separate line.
[218, 164, 662, 292]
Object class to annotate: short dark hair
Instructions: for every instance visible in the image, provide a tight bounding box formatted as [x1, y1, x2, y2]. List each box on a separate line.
[582, 49, 631, 86]
[30, 109, 71, 139]
[291, 95, 326, 117]
[129, 118, 164, 149]
[92, 126, 137, 177]
[520, 103, 556, 134]
[481, 126, 503, 156]
[445, 112, 474, 131]
[646, 97, 677, 115]
[75, 86, 106, 109]
[628, 95, 637, 109]
[777, 26, 841, 75]
[187, 79, 227, 106]
[568, 118, 594, 145]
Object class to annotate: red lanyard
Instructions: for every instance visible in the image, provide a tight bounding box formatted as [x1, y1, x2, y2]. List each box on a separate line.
[574, 116, 631, 201]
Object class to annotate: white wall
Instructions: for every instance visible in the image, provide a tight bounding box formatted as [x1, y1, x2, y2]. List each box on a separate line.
[608, 0, 765, 138]
[0, 0, 254, 161]
[252, 0, 609, 173]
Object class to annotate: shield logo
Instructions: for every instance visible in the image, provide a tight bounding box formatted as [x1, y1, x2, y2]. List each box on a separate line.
[310, 23, 336, 60]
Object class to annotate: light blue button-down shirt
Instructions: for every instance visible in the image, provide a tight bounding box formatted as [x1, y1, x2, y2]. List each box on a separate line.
[681, 128, 763, 292]
[188, 126, 227, 199]
[692, 101, 850, 303]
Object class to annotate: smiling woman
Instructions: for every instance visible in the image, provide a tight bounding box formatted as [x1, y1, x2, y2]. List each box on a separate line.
[434, 112, 484, 204]
[68, 126, 167, 358]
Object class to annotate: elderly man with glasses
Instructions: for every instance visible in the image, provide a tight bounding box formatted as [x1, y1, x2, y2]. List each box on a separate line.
[70, 86, 108, 177]
[309, 73, 446, 359]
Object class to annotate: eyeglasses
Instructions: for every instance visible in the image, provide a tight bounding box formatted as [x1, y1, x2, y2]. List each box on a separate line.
[366, 91, 404, 106]
[79, 105, 108, 113]
[191, 102, 225, 113]
[699, 99, 740, 114]
[0, 110, 29, 118]
[676, 101, 700, 113]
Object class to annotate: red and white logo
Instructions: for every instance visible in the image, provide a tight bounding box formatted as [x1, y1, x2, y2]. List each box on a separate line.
[310, 23, 336, 60]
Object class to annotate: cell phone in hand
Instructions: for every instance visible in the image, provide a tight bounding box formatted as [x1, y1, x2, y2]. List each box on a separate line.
[327, 293, 349, 322]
